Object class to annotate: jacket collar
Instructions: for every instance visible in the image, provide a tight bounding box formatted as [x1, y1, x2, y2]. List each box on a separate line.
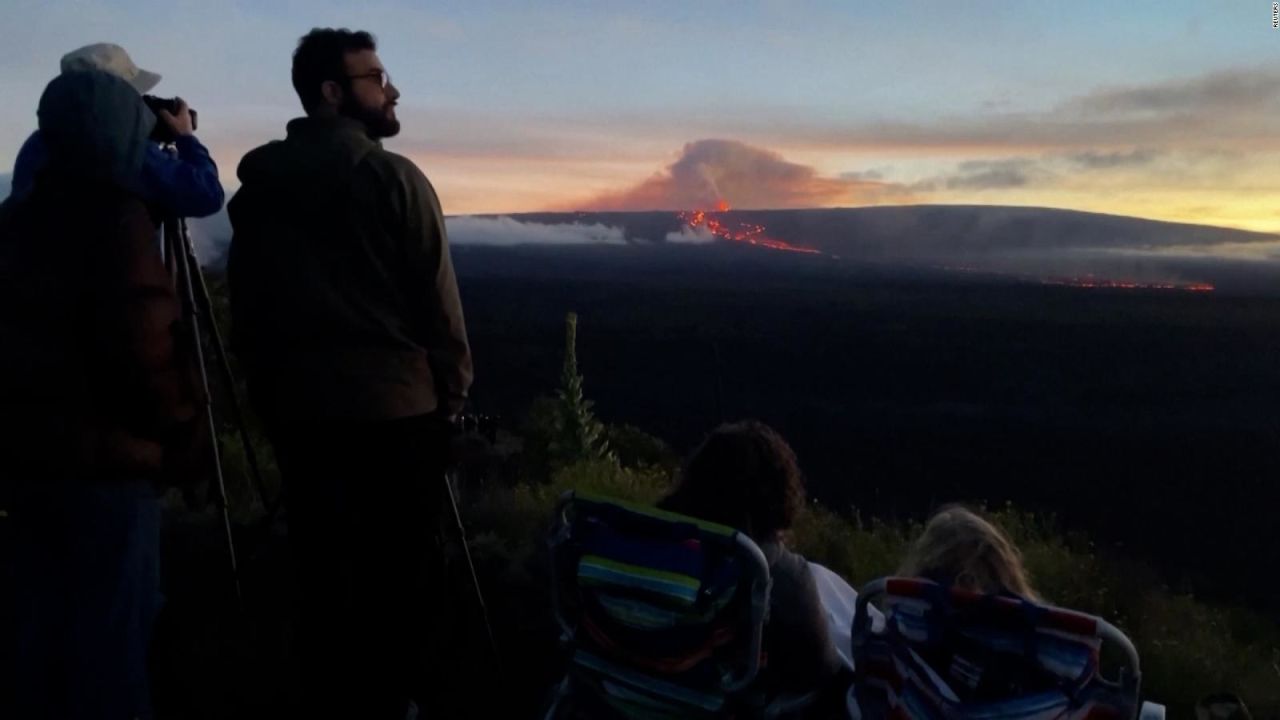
[285, 115, 381, 147]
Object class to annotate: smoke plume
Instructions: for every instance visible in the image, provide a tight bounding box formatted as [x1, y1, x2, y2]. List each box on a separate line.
[572, 139, 904, 211]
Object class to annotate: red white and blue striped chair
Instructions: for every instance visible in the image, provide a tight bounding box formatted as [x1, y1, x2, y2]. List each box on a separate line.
[848, 577, 1158, 720]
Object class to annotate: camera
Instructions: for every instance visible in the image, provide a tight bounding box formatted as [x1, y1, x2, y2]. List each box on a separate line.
[142, 95, 198, 143]
[452, 413, 499, 442]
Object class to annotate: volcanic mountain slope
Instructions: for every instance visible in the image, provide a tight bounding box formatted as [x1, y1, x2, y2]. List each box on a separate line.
[194, 204, 1278, 278]
[496, 205, 1279, 258]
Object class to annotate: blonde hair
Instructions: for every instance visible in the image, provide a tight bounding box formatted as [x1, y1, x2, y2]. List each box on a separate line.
[899, 505, 1038, 600]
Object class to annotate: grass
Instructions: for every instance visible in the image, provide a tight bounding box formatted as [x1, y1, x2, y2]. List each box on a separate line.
[458, 441, 1280, 717]
[186, 295, 1280, 717]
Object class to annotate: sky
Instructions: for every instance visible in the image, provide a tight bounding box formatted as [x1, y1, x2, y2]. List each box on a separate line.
[2, 0, 1279, 232]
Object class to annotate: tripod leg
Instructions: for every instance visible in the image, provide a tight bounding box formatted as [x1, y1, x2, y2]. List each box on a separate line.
[178, 220, 276, 519]
[443, 468, 503, 682]
[167, 220, 242, 607]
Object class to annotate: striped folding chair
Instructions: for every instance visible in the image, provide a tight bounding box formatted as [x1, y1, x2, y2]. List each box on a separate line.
[545, 491, 793, 720]
[848, 577, 1155, 720]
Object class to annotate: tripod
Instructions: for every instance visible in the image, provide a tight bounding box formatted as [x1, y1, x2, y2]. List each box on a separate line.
[444, 462, 503, 682]
[162, 217, 273, 605]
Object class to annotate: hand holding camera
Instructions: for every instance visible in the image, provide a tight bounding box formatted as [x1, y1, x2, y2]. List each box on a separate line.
[143, 95, 197, 142]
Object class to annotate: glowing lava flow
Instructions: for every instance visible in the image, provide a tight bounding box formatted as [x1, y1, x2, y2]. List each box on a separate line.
[677, 201, 821, 254]
[1040, 275, 1215, 292]
[930, 265, 1215, 292]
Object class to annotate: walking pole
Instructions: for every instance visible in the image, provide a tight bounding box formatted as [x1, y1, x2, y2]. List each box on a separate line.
[443, 464, 503, 681]
[166, 218, 243, 607]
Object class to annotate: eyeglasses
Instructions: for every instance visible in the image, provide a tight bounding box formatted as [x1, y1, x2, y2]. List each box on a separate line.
[346, 69, 391, 89]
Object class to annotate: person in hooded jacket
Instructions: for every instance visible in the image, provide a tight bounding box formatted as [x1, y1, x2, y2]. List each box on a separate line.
[227, 28, 472, 718]
[0, 70, 203, 719]
[7, 43, 224, 219]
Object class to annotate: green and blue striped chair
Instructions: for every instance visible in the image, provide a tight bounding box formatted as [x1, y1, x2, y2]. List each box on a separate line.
[545, 491, 787, 719]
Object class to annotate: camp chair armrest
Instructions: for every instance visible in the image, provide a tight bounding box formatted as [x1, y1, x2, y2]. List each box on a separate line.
[762, 690, 819, 719]
[1096, 616, 1143, 696]
[547, 491, 577, 641]
[1096, 617, 1140, 676]
[723, 530, 772, 694]
[850, 577, 888, 661]
[1138, 701, 1166, 720]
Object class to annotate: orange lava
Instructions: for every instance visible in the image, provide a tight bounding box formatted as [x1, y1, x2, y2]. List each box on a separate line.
[933, 266, 1215, 292]
[677, 201, 821, 255]
[1040, 276, 1214, 292]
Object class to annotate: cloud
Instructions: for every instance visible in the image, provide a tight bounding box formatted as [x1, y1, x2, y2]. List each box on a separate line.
[0, 173, 10, 200]
[1068, 149, 1161, 169]
[664, 225, 716, 244]
[1061, 69, 1280, 117]
[902, 147, 1201, 197]
[946, 159, 1038, 190]
[386, 68, 1280, 174]
[407, 68, 1280, 166]
[840, 169, 884, 181]
[447, 215, 628, 245]
[912, 158, 1046, 192]
[721, 67, 1280, 154]
[569, 139, 910, 211]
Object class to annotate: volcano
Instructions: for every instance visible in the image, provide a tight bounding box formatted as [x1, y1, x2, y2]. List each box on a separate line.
[480, 205, 1280, 293]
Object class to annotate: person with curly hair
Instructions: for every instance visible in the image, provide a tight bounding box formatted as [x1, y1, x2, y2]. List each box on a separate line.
[659, 420, 841, 696]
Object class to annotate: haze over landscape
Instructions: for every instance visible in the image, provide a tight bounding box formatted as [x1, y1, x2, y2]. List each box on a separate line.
[4, 1, 1280, 234]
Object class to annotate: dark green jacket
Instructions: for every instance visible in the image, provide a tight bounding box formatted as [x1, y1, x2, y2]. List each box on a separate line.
[227, 116, 472, 426]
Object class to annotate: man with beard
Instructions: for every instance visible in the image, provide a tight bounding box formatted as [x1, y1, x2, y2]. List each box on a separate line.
[226, 29, 472, 718]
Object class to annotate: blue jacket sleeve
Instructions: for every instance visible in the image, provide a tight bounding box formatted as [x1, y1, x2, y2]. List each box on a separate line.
[139, 136, 225, 218]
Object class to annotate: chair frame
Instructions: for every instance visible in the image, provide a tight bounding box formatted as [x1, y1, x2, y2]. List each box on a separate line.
[545, 490, 775, 718]
[850, 577, 1144, 720]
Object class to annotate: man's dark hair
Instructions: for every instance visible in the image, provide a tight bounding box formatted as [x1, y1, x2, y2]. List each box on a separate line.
[292, 28, 377, 113]
[659, 420, 806, 540]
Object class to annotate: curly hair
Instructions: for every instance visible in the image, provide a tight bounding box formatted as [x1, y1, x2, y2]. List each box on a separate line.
[659, 420, 805, 541]
[900, 505, 1039, 600]
[292, 28, 377, 113]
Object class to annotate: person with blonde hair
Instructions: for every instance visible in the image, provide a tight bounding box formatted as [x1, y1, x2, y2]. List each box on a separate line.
[900, 505, 1039, 600]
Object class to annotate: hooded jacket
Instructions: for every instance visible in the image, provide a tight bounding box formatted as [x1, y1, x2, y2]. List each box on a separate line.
[227, 115, 472, 427]
[0, 70, 202, 484]
[10, 129, 225, 218]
